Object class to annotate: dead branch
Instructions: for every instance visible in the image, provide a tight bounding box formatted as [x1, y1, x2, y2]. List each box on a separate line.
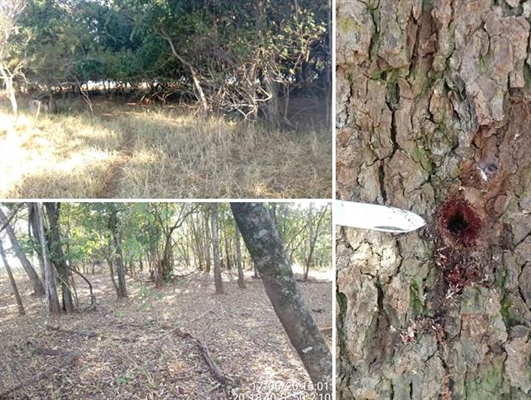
[171, 328, 234, 386]
[0, 341, 78, 398]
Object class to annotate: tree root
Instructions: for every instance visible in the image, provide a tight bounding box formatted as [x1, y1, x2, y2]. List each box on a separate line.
[0, 341, 78, 399]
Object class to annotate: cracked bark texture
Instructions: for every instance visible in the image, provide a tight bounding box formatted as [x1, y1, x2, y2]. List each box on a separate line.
[337, 1, 531, 399]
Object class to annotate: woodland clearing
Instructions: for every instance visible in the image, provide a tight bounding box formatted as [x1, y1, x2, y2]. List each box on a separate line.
[0, 99, 331, 199]
[0, 268, 332, 399]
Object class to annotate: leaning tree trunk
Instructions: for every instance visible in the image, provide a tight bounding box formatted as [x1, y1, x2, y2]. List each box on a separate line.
[231, 202, 332, 397]
[337, 1, 531, 399]
[0, 239, 25, 316]
[0, 207, 45, 296]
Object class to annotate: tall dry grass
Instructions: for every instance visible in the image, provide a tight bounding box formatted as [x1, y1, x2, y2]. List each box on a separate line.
[0, 99, 331, 199]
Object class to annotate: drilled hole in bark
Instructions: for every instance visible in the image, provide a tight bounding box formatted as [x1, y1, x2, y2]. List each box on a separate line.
[447, 211, 469, 233]
[437, 198, 482, 247]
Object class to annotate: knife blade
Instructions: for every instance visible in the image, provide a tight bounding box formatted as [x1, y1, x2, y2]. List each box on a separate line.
[334, 200, 426, 233]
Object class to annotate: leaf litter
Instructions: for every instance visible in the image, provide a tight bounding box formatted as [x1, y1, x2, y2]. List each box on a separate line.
[0, 270, 331, 399]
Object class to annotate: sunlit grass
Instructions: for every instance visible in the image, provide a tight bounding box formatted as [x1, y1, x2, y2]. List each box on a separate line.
[0, 100, 331, 198]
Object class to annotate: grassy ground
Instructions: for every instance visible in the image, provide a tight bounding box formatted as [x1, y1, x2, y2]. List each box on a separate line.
[0, 268, 332, 399]
[0, 99, 331, 199]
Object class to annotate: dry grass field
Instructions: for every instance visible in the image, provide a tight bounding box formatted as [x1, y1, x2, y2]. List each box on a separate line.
[0, 99, 331, 199]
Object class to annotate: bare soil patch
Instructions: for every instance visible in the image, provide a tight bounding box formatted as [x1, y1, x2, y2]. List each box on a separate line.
[0, 270, 332, 399]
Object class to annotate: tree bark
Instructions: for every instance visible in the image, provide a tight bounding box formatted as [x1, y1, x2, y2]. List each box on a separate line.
[210, 203, 225, 294]
[33, 203, 60, 317]
[0, 207, 45, 296]
[0, 239, 25, 316]
[43, 203, 74, 313]
[0, 70, 18, 116]
[204, 209, 212, 273]
[231, 202, 332, 396]
[235, 225, 246, 289]
[337, 1, 531, 399]
[108, 205, 127, 298]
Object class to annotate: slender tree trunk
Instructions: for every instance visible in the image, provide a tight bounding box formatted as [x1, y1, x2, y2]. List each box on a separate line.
[231, 202, 332, 396]
[337, 1, 531, 399]
[107, 256, 118, 295]
[34, 203, 60, 318]
[192, 213, 204, 270]
[0, 239, 25, 316]
[43, 203, 74, 313]
[159, 29, 209, 116]
[304, 206, 327, 281]
[160, 233, 174, 281]
[235, 226, 246, 289]
[0, 207, 45, 296]
[0, 68, 18, 116]
[210, 204, 225, 294]
[108, 206, 127, 298]
[224, 229, 232, 271]
[204, 209, 212, 273]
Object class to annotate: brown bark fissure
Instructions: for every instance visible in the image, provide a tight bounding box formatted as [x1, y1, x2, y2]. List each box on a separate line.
[337, 1, 531, 399]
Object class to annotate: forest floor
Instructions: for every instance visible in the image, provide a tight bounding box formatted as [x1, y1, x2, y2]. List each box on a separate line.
[0, 268, 332, 399]
[0, 98, 331, 199]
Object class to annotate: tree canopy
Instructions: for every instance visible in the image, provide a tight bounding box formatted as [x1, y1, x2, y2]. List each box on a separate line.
[2, 0, 330, 120]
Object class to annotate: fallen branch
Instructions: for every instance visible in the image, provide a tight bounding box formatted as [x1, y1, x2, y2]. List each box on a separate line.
[0, 341, 78, 398]
[172, 328, 234, 386]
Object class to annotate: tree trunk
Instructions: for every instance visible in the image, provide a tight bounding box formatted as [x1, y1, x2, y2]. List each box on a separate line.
[43, 203, 74, 313]
[0, 72, 18, 116]
[337, 2, 531, 399]
[159, 29, 209, 116]
[304, 203, 315, 281]
[160, 233, 174, 281]
[33, 203, 60, 318]
[0, 207, 45, 296]
[304, 205, 327, 282]
[210, 204, 225, 294]
[231, 202, 332, 396]
[224, 228, 232, 271]
[204, 208, 212, 274]
[0, 239, 25, 316]
[235, 225, 246, 289]
[108, 206, 127, 298]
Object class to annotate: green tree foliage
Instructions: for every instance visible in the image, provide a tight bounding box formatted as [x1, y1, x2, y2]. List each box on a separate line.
[8, 0, 329, 121]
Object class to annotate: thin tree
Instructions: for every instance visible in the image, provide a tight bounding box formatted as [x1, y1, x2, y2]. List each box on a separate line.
[303, 204, 328, 281]
[235, 226, 246, 289]
[0, 0, 27, 116]
[0, 206, 45, 296]
[231, 202, 332, 396]
[0, 238, 25, 315]
[44, 203, 74, 313]
[34, 203, 60, 318]
[210, 203, 225, 294]
[108, 204, 127, 298]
